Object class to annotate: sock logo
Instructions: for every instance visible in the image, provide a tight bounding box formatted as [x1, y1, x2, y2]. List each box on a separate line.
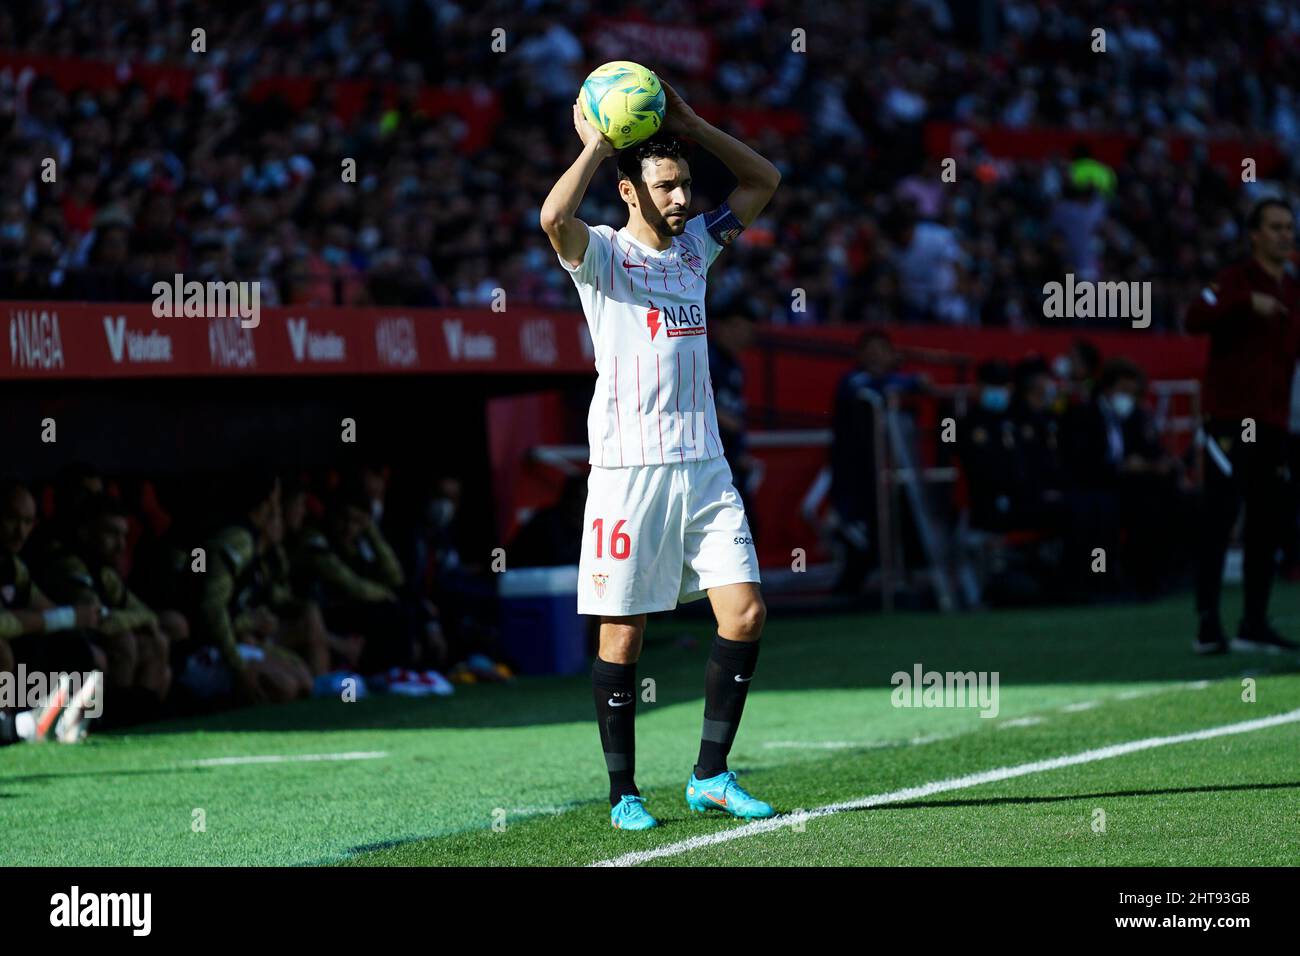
[607, 695, 633, 708]
[733, 674, 753, 683]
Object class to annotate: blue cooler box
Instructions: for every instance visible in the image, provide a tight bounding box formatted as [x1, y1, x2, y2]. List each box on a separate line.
[497, 565, 586, 675]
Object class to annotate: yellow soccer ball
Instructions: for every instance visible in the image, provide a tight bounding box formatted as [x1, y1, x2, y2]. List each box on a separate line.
[579, 61, 666, 150]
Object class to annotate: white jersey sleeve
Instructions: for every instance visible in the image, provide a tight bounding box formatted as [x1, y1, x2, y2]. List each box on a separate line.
[557, 223, 615, 285]
[683, 213, 725, 270]
[557, 222, 615, 336]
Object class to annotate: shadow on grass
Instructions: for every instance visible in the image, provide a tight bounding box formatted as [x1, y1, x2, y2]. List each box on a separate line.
[864, 779, 1300, 812]
[101, 589, 1300, 736]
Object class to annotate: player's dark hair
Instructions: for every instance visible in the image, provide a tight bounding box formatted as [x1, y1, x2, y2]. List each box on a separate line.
[1247, 197, 1294, 231]
[616, 134, 689, 182]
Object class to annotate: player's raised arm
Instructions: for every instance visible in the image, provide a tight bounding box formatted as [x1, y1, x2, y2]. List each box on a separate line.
[660, 80, 780, 227]
[540, 102, 616, 269]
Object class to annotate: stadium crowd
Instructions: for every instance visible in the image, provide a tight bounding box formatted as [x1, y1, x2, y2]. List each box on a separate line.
[1, 0, 1299, 325]
[0, 461, 513, 744]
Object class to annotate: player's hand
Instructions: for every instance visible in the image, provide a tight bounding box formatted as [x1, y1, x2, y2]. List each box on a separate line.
[74, 603, 102, 629]
[659, 79, 701, 135]
[573, 101, 615, 158]
[1251, 292, 1289, 319]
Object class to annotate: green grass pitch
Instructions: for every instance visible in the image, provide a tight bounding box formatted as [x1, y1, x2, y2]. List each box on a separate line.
[2, 585, 1298, 867]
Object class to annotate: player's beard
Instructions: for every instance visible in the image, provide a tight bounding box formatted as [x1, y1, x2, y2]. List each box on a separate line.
[649, 205, 688, 239]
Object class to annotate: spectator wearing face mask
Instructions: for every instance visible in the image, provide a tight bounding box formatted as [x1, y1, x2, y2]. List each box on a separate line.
[1062, 358, 1188, 597]
[957, 360, 1023, 532]
[1051, 338, 1102, 409]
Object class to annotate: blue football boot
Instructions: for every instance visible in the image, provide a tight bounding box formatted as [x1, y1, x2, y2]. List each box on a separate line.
[685, 770, 775, 819]
[610, 794, 658, 830]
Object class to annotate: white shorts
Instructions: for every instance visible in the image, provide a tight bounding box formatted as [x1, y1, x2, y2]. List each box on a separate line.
[578, 455, 761, 616]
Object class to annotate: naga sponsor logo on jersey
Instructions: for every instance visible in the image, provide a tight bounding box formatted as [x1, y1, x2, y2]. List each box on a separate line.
[103, 315, 173, 364]
[8, 308, 65, 369]
[376, 317, 419, 367]
[592, 573, 609, 599]
[442, 318, 497, 361]
[519, 318, 558, 365]
[661, 302, 706, 337]
[286, 317, 346, 363]
[208, 317, 257, 368]
[646, 302, 663, 340]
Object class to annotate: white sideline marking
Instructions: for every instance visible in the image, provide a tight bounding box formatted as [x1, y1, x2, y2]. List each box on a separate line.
[189, 751, 387, 767]
[590, 708, 1300, 867]
[762, 732, 952, 751]
[1060, 700, 1099, 713]
[998, 716, 1043, 728]
[763, 679, 1224, 752]
[508, 804, 580, 817]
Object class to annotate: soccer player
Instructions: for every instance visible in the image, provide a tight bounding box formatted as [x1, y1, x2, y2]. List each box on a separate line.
[540, 79, 780, 830]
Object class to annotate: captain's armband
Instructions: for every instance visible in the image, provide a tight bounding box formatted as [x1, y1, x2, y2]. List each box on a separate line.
[703, 203, 745, 246]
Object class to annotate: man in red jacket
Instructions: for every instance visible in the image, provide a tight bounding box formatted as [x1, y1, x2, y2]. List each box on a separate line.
[1186, 198, 1300, 655]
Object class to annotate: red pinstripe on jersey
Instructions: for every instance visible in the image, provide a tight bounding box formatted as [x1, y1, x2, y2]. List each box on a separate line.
[691, 350, 698, 457]
[656, 354, 664, 464]
[613, 354, 624, 466]
[635, 355, 645, 465]
[702, 375, 721, 457]
[675, 352, 684, 462]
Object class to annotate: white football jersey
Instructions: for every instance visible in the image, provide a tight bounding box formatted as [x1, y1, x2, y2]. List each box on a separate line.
[560, 214, 726, 467]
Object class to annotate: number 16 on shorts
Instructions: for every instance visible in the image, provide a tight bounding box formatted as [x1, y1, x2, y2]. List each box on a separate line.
[592, 518, 631, 560]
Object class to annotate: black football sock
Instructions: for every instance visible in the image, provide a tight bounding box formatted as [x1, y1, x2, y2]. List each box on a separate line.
[592, 657, 639, 806]
[694, 634, 760, 780]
